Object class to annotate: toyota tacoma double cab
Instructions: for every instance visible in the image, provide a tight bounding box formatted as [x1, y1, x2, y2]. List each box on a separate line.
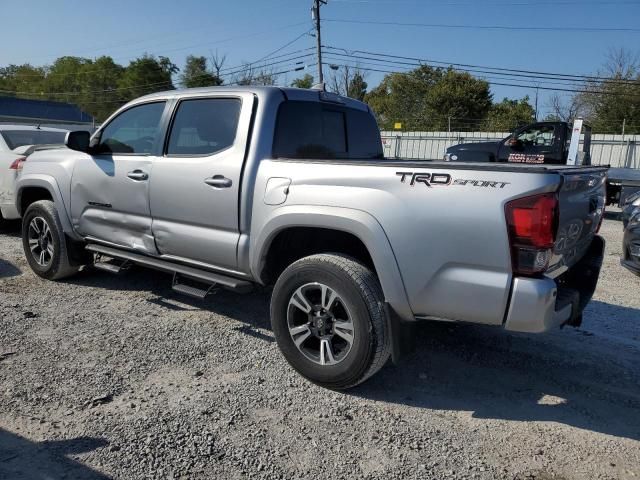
[15, 86, 606, 389]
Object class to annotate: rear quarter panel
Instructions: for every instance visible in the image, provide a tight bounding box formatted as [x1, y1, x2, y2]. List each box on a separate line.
[252, 160, 562, 324]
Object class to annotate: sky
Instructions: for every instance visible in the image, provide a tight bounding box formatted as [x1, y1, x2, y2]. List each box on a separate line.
[1, 0, 639, 117]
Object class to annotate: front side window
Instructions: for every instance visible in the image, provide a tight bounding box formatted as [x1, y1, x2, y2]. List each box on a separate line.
[514, 124, 556, 147]
[273, 101, 383, 160]
[97, 102, 166, 154]
[166, 98, 241, 156]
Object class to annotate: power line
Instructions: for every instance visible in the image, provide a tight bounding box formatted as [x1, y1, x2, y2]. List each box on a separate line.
[322, 52, 637, 90]
[331, 0, 640, 5]
[323, 18, 640, 33]
[0, 54, 316, 98]
[3, 21, 312, 78]
[325, 62, 640, 97]
[324, 45, 640, 85]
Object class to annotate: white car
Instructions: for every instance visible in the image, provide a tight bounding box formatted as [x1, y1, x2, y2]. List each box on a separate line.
[0, 125, 69, 226]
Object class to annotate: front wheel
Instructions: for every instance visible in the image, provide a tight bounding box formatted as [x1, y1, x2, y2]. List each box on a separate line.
[21, 200, 80, 280]
[270, 254, 390, 389]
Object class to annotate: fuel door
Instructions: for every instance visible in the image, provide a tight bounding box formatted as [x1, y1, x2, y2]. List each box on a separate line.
[264, 177, 291, 205]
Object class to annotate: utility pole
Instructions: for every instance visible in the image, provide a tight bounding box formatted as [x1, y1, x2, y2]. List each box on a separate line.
[534, 85, 539, 121]
[312, 0, 327, 86]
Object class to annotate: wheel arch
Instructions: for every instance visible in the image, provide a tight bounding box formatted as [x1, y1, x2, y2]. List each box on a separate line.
[251, 205, 414, 321]
[16, 175, 79, 239]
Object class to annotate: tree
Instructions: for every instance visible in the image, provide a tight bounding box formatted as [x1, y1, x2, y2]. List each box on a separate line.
[579, 48, 640, 134]
[328, 66, 368, 100]
[234, 64, 276, 86]
[484, 97, 535, 131]
[365, 65, 492, 131]
[0, 64, 47, 98]
[180, 55, 222, 88]
[291, 73, 314, 89]
[347, 72, 367, 101]
[544, 93, 589, 123]
[117, 54, 178, 102]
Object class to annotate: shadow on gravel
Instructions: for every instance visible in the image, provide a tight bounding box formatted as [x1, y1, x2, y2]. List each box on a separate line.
[0, 259, 21, 279]
[352, 304, 640, 442]
[604, 210, 621, 221]
[65, 266, 640, 440]
[0, 429, 110, 479]
[0, 219, 22, 238]
[67, 266, 274, 336]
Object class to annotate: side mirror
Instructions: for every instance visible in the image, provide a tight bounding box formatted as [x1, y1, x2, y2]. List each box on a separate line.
[507, 138, 522, 149]
[65, 131, 91, 152]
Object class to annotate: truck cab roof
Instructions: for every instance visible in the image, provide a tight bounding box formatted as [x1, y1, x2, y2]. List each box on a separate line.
[132, 85, 371, 112]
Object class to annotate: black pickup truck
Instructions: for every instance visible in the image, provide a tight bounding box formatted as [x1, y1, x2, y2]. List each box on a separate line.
[445, 120, 640, 206]
[444, 121, 578, 165]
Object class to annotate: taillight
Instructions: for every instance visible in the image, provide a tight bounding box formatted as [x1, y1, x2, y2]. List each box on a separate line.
[505, 193, 558, 275]
[9, 156, 27, 170]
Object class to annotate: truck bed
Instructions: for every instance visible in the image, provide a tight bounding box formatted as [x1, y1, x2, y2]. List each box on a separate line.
[275, 157, 609, 174]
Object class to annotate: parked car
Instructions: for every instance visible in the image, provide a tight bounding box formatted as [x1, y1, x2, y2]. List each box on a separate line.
[621, 191, 640, 276]
[15, 86, 606, 389]
[0, 125, 68, 227]
[621, 190, 640, 228]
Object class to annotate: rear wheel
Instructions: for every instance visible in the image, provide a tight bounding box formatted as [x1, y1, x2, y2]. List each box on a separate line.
[270, 254, 390, 389]
[22, 200, 80, 280]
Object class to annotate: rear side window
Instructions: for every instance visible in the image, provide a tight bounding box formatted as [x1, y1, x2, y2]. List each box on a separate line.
[273, 101, 383, 160]
[167, 98, 241, 156]
[0, 130, 67, 150]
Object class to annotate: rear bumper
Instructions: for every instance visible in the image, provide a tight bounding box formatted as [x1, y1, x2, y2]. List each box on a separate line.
[504, 235, 605, 333]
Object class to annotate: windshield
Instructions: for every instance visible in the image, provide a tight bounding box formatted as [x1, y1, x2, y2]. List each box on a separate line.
[1, 130, 67, 150]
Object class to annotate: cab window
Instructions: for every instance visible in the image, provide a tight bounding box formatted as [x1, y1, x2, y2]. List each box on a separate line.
[514, 124, 556, 147]
[166, 98, 241, 156]
[97, 102, 166, 154]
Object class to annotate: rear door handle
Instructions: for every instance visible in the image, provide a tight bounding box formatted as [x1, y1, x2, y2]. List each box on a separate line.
[204, 175, 232, 188]
[127, 170, 148, 181]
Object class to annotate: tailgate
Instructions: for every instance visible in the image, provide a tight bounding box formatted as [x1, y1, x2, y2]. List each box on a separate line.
[549, 168, 607, 274]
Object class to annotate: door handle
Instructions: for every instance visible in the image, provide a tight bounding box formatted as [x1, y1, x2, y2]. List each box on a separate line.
[127, 170, 148, 181]
[204, 175, 232, 188]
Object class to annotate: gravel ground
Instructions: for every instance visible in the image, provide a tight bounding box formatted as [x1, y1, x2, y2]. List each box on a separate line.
[0, 214, 639, 480]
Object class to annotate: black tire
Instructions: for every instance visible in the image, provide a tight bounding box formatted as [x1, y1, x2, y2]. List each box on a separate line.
[270, 253, 390, 389]
[21, 200, 80, 280]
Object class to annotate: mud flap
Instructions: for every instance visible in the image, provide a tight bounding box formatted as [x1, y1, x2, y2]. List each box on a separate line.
[557, 235, 605, 327]
[385, 303, 416, 365]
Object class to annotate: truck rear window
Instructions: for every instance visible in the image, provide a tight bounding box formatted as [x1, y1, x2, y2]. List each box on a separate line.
[1, 130, 67, 150]
[273, 101, 383, 160]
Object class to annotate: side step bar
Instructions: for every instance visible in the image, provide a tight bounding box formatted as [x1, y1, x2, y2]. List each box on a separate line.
[85, 244, 253, 292]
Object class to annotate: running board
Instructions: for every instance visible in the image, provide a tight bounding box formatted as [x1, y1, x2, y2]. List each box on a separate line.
[93, 257, 130, 274]
[85, 244, 253, 292]
[172, 273, 218, 299]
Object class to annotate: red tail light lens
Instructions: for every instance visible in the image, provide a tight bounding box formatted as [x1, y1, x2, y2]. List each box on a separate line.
[505, 193, 558, 275]
[9, 156, 27, 170]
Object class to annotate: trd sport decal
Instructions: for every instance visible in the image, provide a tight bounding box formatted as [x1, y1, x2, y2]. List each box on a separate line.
[396, 172, 510, 189]
[396, 172, 451, 186]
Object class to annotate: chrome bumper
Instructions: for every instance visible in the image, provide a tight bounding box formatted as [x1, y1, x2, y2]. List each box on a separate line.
[504, 236, 605, 333]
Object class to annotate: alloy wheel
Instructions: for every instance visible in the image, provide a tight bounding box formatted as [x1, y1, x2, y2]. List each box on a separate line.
[287, 283, 355, 366]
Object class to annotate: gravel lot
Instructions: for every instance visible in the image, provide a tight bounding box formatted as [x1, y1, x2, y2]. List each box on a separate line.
[1, 214, 639, 480]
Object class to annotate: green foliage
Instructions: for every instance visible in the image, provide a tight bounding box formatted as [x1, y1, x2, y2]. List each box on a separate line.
[117, 54, 178, 101]
[0, 54, 178, 122]
[584, 79, 640, 134]
[180, 55, 222, 88]
[347, 72, 367, 101]
[291, 73, 314, 89]
[365, 66, 492, 130]
[484, 97, 535, 131]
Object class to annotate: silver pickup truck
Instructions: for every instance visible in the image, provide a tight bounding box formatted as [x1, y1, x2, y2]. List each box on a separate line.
[15, 86, 606, 389]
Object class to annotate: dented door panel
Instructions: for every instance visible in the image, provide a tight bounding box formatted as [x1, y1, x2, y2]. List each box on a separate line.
[70, 155, 157, 253]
